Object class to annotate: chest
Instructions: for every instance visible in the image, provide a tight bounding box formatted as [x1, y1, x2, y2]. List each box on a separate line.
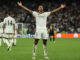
[36, 13, 46, 18]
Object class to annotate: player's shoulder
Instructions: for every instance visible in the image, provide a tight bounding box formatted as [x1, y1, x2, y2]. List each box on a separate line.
[4, 16, 11, 20]
[43, 12, 51, 16]
[4, 17, 8, 20]
[11, 17, 15, 20]
[32, 11, 38, 14]
[33, 11, 37, 12]
[0, 22, 3, 25]
[1, 22, 4, 24]
[9, 16, 15, 20]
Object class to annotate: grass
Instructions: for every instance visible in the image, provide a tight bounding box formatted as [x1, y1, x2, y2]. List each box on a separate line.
[0, 38, 80, 60]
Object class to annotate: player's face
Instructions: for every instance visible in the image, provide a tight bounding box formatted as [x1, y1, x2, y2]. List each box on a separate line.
[38, 5, 44, 12]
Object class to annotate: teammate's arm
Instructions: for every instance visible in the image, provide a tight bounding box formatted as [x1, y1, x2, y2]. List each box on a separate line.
[50, 4, 66, 14]
[17, 1, 32, 14]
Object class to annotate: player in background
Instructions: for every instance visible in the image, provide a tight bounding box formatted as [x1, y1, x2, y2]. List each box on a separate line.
[17, 1, 66, 59]
[49, 24, 56, 43]
[0, 22, 6, 46]
[3, 12, 15, 51]
[13, 23, 18, 46]
[0, 22, 4, 46]
[0, 22, 3, 46]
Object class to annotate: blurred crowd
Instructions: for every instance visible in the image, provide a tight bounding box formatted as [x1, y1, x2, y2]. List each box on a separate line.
[0, 0, 80, 33]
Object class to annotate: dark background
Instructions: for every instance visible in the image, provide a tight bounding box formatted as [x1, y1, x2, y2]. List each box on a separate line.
[0, 0, 80, 33]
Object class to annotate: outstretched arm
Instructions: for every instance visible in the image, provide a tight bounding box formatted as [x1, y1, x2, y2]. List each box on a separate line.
[17, 1, 32, 14]
[50, 4, 66, 14]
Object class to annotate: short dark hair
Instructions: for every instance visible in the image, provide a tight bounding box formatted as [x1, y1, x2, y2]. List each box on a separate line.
[38, 5, 43, 7]
[7, 12, 12, 16]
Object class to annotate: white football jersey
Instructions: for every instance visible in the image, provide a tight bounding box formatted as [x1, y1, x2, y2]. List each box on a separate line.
[3, 16, 15, 33]
[32, 11, 50, 29]
[0, 22, 3, 33]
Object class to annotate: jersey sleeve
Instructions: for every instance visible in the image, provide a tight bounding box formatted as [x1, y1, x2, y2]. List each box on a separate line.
[45, 12, 51, 17]
[32, 11, 38, 17]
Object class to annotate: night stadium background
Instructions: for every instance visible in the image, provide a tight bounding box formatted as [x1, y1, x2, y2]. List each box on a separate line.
[0, 0, 80, 60]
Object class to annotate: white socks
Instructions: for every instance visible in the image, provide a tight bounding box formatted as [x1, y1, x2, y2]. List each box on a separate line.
[32, 44, 48, 59]
[4, 39, 13, 48]
[5, 39, 10, 48]
[33, 45, 47, 56]
[13, 39, 16, 45]
[43, 45, 47, 57]
[33, 45, 37, 56]
[0, 39, 1, 46]
[9, 39, 13, 48]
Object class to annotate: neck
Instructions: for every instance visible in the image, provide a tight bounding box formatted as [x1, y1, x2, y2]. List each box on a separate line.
[39, 11, 44, 14]
[8, 15, 11, 17]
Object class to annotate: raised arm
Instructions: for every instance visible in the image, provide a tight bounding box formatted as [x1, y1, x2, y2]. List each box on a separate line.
[17, 1, 32, 14]
[50, 4, 66, 14]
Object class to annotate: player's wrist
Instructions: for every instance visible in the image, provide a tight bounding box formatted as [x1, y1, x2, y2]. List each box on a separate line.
[59, 6, 62, 9]
[21, 5, 24, 8]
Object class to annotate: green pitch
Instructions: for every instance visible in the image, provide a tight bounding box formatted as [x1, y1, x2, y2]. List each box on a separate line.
[0, 38, 80, 60]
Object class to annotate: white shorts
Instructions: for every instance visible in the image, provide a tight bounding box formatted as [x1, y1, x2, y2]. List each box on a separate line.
[35, 29, 48, 39]
[3, 33, 14, 38]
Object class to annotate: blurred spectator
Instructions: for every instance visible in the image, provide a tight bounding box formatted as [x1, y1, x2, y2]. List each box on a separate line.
[0, 0, 80, 33]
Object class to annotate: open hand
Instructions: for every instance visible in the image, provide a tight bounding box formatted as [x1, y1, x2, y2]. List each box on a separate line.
[17, 1, 22, 6]
[60, 4, 66, 8]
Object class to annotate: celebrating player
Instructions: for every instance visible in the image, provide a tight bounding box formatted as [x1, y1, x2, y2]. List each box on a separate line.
[17, 1, 66, 59]
[3, 12, 15, 51]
